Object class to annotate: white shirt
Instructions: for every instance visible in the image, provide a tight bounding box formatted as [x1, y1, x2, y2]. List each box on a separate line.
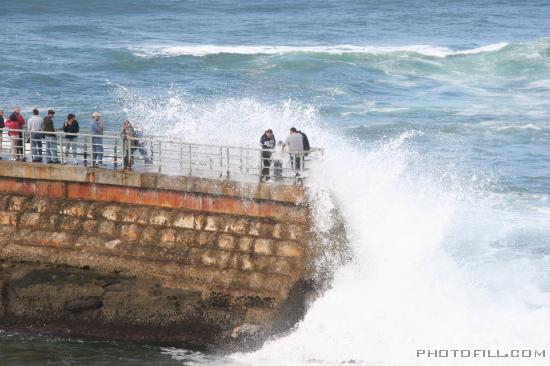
[28, 116, 44, 131]
[284, 132, 304, 151]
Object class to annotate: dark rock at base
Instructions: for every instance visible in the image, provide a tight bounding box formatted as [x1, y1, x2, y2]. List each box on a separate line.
[64, 297, 103, 312]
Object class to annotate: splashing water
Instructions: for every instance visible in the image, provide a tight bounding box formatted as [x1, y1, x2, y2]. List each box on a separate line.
[116, 91, 550, 366]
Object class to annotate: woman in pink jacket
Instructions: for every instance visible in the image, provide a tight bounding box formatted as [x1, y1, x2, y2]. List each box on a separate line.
[5, 114, 23, 160]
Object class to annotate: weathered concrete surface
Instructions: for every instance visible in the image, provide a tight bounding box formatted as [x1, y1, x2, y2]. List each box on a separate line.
[0, 162, 315, 348]
[0, 161, 305, 204]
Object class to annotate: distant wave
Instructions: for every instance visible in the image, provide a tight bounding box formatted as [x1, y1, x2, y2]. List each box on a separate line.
[131, 42, 509, 58]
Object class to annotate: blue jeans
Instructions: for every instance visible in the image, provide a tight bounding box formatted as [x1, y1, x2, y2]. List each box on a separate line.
[92, 137, 103, 165]
[65, 137, 78, 160]
[31, 133, 43, 161]
[45, 136, 59, 163]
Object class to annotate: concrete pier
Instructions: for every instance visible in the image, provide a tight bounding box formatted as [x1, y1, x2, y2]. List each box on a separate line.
[0, 162, 315, 347]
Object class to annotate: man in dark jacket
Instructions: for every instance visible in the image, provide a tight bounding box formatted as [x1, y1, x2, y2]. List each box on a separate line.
[63, 113, 79, 163]
[43, 110, 60, 163]
[260, 129, 276, 181]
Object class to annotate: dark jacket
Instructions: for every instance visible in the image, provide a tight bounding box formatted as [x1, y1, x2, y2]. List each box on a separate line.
[43, 116, 55, 132]
[0, 116, 4, 129]
[299, 131, 310, 151]
[260, 133, 276, 149]
[63, 120, 79, 137]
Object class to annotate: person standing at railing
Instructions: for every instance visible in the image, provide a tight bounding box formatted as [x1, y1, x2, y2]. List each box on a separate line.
[63, 113, 79, 164]
[11, 107, 26, 161]
[5, 114, 21, 161]
[260, 129, 276, 182]
[28, 109, 45, 163]
[273, 141, 284, 181]
[0, 109, 4, 159]
[43, 110, 60, 164]
[283, 127, 305, 177]
[90, 112, 104, 166]
[121, 120, 135, 168]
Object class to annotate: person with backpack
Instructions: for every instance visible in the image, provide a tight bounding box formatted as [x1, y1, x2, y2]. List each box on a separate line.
[298, 130, 310, 152]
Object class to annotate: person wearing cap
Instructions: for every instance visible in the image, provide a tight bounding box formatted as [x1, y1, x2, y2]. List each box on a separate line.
[90, 111, 104, 166]
[260, 129, 276, 181]
[43, 110, 60, 163]
[28, 108, 44, 162]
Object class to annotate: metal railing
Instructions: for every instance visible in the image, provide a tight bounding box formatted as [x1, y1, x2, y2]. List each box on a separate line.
[0, 128, 323, 185]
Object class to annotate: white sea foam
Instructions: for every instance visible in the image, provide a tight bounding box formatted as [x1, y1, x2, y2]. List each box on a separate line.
[114, 90, 550, 366]
[131, 42, 509, 58]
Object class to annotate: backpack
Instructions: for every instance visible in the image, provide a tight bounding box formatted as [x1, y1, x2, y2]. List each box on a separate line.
[300, 132, 310, 151]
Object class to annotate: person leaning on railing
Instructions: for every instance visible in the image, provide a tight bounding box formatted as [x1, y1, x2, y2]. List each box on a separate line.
[260, 129, 276, 182]
[11, 107, 26, 161]
[28, 109, 44, 163]
[5, 114, 22, 161]
[90, 112, 104, 166]
[283, 127, 305, 174]
[43, 110, 60, 164]
[0, 109, 4, 159]
[63, 114, 79, 164]
[121, 120, 152, 168]
[121, 120, 135, 168]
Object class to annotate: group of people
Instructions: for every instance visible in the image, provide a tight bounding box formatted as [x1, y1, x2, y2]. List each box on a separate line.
[0, 107, 101, 164]
[0, 107, 149, 167]
[260, 127, 310, 182]
[0, 107, 310, 182]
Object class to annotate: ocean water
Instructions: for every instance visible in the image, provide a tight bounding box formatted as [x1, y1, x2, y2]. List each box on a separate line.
[1, 0, 550, 365]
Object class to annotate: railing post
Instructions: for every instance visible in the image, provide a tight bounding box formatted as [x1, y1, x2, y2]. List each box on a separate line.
[239, 148, 243, 174]
[28, 130, 33, 162]
[59, 133, 64, 164]
[21, 130, 26, 161]
[158, 140, 162, 173]
[179, 144, 183, 170]
[114, 138, 118, 169]
[83, 136, 88, 166]
[121, 135, 127, 170]
[219, 146, 223, 179]
[226, 147, 230, 179]
[188, 144, 192, 176]
[258, 149, 263, 182]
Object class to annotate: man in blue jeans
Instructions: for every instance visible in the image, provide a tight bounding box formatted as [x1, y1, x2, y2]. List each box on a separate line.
[90, 111, 104, 166]
[43, 110, 60, 163]
[28, 109, 44, 162]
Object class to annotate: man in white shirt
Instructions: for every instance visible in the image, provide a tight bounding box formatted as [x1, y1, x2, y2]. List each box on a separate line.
[283, 127, 305, 175]
[28, 109, 44, 162]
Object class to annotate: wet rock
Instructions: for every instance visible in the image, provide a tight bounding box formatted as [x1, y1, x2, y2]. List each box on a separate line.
[64, 297, 103, 312]
[231, 323, 262, 338]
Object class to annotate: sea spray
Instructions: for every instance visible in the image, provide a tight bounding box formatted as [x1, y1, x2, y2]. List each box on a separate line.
[115, 93, 550, 365]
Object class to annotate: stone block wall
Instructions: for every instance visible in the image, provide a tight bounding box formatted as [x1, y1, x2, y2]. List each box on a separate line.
[0, 191, 312, 343]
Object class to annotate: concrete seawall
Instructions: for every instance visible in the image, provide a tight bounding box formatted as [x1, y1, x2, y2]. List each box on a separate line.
[0, 162, 315, 347]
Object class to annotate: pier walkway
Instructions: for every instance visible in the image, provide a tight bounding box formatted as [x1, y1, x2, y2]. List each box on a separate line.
[0, 129, 323, 185]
